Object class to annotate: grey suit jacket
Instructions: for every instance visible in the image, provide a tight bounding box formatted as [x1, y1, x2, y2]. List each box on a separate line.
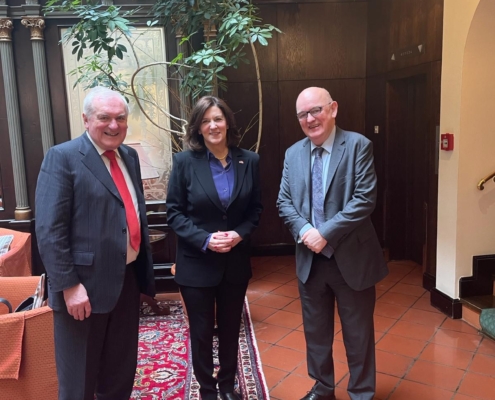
[35, 134, 156, 313]
[277, 127, 388, 290]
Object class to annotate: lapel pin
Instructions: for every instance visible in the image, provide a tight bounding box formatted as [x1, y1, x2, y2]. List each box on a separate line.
[239, 160, 244, 164]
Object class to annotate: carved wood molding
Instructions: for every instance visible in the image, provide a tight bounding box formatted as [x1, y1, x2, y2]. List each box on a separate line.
[0, 18, 13, 42]
[21, 16, 45, 41]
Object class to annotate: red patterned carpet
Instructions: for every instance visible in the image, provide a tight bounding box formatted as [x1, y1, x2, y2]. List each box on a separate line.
[131, 300, 269, 400]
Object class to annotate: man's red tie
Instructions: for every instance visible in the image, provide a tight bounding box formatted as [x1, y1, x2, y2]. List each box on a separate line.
[104, 150, 141, 251]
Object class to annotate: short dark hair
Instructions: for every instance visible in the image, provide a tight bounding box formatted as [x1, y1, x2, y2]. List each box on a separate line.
[183, 96, 240, 151]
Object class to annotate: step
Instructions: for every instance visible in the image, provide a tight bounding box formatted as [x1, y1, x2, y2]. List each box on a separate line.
[460, 295, 495, 331]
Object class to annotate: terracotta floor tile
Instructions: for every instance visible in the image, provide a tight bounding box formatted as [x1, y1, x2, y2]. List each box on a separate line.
[251, 256, 275, 267]
[388, 263, 417, 273]
[286, 278, 300, 287]
[457, 371, 495, 400]
[277, 265, 297, 276]
[262, 365, 289, 390]
[262, 272, 297, 284]
[248, 279, 284, 293]
[248, 303, 277, 322]
[292, 360, 308, 376]
[388, 320, 437, 341]
[334, 330, 343, 342]
[376, 333, 427, 358]
[388, 282, 426, 297]
[381, 272, 409, 283]
[270, 372, 315, 400]
[253, 293, 294, 309]
[400, 308, 447, 327]
[376, 349, 414, 377]
[388, 379, 454, 400]
[440, 318, 480, 335]
[271, 284, 300, 298]
[376, 289, 385, 299]
[375, 330, 385, 343]
[334, 360, 350, 385]
[250, 268, 272, 281]
[277, 330, 307, 353]
[261, 345, 306, 372]
[378, 292, 419, 308]
[453, 394, 482, 400]
[419, 342, 474, 370]
[478, 337, 495, 357]
[283, 299, 302, 314]
[431, 329, 482, 352]
[333, 340, 348, 363]
[404, 359, 464, 391]
[374, 315, 397, 333]
[264, 310, 303, 330]
[253, 322, 292, 344]
[375, 372, 400, 400]
[246, 289, 264, 303]
[253, 261, 286, 272]
[376, 280, 398, 292]
[399, 271, 424, 286]
[374, 302, 409, 319]
[469, 353, 495, 376]
[334, 321, 342, 334]
[411, 296, 443, 314]
[256, 340, 273, 354]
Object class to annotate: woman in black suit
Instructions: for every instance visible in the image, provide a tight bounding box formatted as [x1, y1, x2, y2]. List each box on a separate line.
[166, 96, 263, 400]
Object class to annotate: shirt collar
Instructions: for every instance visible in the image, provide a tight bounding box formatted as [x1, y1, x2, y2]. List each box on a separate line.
[206, 148, 231, 161]
[86, 131, 121, 158]
[311, 125, 336, 154]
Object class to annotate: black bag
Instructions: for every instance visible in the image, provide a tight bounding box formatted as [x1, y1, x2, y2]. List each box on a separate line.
[0, 274, 47, 313]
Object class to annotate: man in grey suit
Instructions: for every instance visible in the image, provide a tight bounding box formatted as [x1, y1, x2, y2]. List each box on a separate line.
[277, 87, 388, 400]
[36, 87, 155, 400]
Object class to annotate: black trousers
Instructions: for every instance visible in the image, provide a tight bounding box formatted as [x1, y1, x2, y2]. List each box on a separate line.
[53, 265, 141, 400]
[180, 279, 249, 400]
[299, 255, 376, 400]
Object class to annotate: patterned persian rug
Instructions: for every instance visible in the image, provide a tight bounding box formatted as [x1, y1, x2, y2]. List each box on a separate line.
[131, 299, 269, 400]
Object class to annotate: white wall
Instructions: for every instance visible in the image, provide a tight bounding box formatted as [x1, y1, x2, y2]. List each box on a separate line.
[437, 0, 495, 299]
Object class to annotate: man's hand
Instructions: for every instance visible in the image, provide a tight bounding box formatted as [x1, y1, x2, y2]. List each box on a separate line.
[207, 231, 242, 253]
[63, 283, 91, 321]
[302, 228, 328, 253]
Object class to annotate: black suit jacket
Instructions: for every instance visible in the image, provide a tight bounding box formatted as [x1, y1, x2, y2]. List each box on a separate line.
[35, 134, 156, 313]
[166, 147, 263, 287]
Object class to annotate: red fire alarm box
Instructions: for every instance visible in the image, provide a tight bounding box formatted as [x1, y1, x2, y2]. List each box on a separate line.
[441, 133, 454, 151]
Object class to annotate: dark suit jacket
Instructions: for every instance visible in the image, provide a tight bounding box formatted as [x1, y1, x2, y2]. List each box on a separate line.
[166, 147, 263, 287]
[35, 134, 156, 313]
[277, 127, 388, 290]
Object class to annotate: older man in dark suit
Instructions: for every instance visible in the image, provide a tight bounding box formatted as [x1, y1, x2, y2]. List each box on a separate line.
[36, 86, 155, 400]
[277, 87, 388, 400]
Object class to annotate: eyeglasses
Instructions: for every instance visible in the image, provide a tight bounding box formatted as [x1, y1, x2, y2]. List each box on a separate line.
[296, 101, 333, 120]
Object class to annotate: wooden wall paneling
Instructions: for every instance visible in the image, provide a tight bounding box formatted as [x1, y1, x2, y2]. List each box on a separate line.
[365, 75, 386, 245]
[11, 20, 43, 215]
[222, 81, 282, 247]
[225, 5, 278, 84]
[367, 0, 443, 76]
[277, 2, 367, 81]
[44, 19, 73, 146]
[426, 60, 441, 276]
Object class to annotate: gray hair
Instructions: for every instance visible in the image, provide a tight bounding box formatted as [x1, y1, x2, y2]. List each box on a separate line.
[82, 86, 129, 118]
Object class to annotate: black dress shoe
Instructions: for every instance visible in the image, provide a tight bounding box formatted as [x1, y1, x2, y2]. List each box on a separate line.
[300, 390, 336, 400]
[219, 392, 240, 400]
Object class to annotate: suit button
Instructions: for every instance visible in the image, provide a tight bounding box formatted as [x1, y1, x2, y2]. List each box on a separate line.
[122, 228, 127, 234]
[120, 203, 124, 208]
[123, 253, 126, 259]
[222, 215, 227, 220]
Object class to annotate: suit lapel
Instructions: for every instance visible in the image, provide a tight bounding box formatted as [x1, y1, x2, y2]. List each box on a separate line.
[79, 134, 121, 201]
[301, 138, 311, 193]
[191, 151, 225, 212]
[119, 145, 140, 191]
[228, 147, 248, 208]
[325, 127, 345, 196]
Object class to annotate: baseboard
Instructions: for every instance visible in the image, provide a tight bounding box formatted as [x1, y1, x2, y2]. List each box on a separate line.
[459, 254, 495, 298]
[251, 244, 295, 257]
[430, 287, 462, 319]
[423, 272, 436, 291]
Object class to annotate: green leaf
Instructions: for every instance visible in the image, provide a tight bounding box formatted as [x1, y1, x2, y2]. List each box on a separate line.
[258, 36, 268, 46]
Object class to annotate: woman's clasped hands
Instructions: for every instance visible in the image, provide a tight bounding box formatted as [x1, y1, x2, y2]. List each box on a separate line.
[207, 231, 242, 253]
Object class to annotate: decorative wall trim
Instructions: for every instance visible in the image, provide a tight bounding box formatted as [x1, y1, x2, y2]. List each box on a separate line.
[0, 18, 13, 42]
[459, 254, 495, 298]
[431, 287, 462, 319]
[423, 272, 436, 291]
[21, 16, 45, 41]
